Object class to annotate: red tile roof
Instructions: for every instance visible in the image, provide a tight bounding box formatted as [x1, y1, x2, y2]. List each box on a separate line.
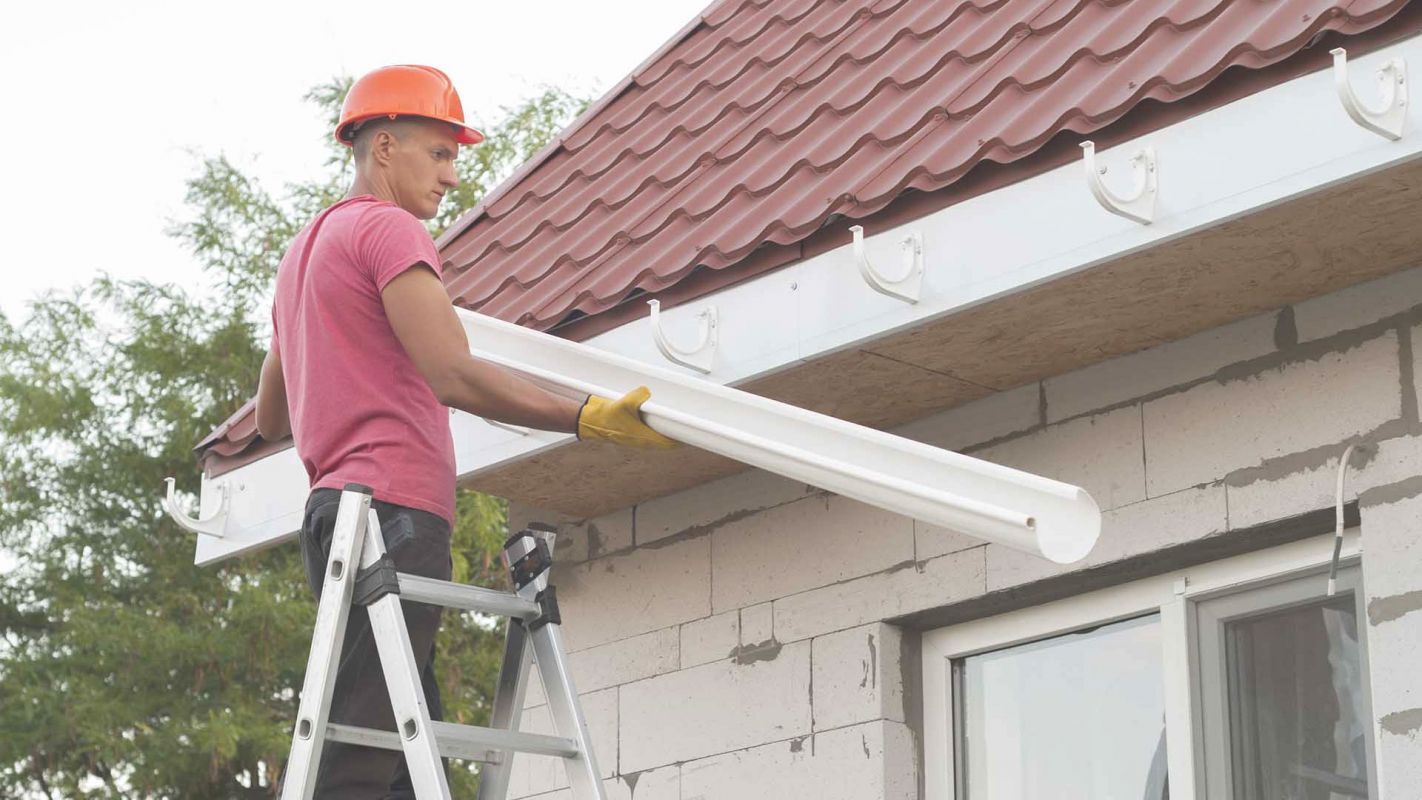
[438, 0, 1410, 333]
[200, 0, 1415, 471]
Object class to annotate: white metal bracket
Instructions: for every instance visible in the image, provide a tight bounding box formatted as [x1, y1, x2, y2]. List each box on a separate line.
[647, 299, 717, 374]
[1081, 141, 1157, 225]
[1331, 47, 1407, 141]
[163, 477, 228, 538]
[850, 224, 923, 304]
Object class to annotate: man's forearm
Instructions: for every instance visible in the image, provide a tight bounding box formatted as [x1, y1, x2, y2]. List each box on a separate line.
[442, 355, 584, 433]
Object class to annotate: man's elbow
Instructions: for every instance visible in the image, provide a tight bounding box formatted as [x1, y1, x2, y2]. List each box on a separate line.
[254, 402, 290, 441]
[427, 373, 463, 409]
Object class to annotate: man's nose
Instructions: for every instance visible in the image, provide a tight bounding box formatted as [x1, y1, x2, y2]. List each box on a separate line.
[441, 167, 459, 189]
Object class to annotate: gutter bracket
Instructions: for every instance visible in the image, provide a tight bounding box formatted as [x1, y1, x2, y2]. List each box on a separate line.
[850, 225, 923, 304]
[1081, 141, 1157, 225]
[648, 299, 717, 374]
[164, 477, 228, 538]
[1331, 47, 1407, 141]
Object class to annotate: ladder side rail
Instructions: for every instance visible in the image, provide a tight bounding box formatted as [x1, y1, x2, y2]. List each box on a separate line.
[360, 507, 453, 798]
[280, 486, 373, 800]
[530, 621, 606, 800]
[474, 621, 536, 800]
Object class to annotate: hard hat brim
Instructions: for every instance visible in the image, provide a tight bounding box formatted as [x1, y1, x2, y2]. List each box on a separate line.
[338, 114, 485, 147]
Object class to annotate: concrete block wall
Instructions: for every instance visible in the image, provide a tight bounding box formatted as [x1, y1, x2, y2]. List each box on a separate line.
[502, 265, 1422, 799]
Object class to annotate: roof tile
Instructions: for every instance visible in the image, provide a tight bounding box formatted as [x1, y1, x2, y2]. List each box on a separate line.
[441, 0, 1408, 331]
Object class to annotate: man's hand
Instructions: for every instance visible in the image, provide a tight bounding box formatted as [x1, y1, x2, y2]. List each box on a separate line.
[576, 386, 680, 450]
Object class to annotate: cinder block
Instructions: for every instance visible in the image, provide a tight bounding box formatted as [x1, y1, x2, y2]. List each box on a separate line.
[557, 535, 711, 652]
[972, 404, 1147, 511]
[1361, 493, 1422, 621]
[564, 626, 679, 695]
[1356, 433, 1422, 500]
[1144, 333, 1402, 496]
[710, 494, 914, 612]
[1292, 265, 1422, 342]
[1044, 312, 1278, 423]
[558, 507, 634, 561]
[774, 547, 986, 643]
[914, 518, 982, 561]
[892, 381, 1041, 452]
[740, 602, 774, 646]
[678, 720, 916, 800]
[1378, 715, 1422, 797]
[619, 764, 680, 800]
[1226, 458, 1336, 531]
[618, 640, 812, 773]
[1228, 433, 1422, 530]
[508, 687, 619, 796]
[812, 623, 904, 731]
[635, 467, 815, 546]
[1413, 323, 1421, 423]
[510, 777, 632, 800]
[681, 610, 739, 668]
[986, 483, 1227, 590]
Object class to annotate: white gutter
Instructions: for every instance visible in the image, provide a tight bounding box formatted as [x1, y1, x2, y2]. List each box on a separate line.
[181, 35, 1422, 565]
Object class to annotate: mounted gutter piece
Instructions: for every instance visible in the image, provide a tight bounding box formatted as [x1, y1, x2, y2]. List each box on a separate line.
[457, 309, 1102, 564]
[1331, 47, 1407, 141]
[647, 299, 717, 374]
[850, 224, 923, 304]
[1081, 141, 1157, 225]
[163, 477, 228, 538]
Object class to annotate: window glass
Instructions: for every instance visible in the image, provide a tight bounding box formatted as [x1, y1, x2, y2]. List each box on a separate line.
[1224, 594, 1370, 799]
[960, 615, 1168, 800]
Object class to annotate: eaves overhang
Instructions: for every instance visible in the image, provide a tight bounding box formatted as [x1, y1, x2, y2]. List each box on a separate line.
[190, 31, 1422, 564]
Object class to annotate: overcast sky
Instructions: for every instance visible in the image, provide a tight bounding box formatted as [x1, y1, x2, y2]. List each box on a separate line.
[0, 0, 710, 321]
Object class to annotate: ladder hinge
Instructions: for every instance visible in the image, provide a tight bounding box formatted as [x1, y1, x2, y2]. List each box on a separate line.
[527, 586, 561, 632]
[353, 555, 401, 606]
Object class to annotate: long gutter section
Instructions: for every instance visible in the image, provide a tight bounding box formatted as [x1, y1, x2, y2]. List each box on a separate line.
[458, 310, 1101, 564]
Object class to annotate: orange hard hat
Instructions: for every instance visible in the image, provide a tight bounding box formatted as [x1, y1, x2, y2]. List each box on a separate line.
[337, 65, 485, 147]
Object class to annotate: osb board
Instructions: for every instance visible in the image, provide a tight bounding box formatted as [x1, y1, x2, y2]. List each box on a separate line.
[866, 158, 1422, 388]
[467, 159, 1422, 519]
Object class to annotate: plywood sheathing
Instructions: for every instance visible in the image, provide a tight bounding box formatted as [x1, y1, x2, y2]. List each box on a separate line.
[466, 158, 1422, 519]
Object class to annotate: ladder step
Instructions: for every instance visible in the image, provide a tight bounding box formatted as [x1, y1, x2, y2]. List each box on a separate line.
[396, 573, 539, 619]
[324, 721, 581, 763]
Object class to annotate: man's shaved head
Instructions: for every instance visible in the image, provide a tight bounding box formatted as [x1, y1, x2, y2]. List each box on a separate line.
[347, 115, 462, 220]
[351, 117, 423, 162]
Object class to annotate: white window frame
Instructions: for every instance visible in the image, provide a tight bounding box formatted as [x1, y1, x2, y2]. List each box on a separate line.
[921, 529, 1369, 800]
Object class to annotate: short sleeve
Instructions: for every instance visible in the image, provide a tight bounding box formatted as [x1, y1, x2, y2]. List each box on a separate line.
[355, 204, 444, 292]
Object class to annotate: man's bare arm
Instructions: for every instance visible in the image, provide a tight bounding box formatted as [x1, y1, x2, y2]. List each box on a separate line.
[255, 345, 292, 440]
[380, 264, 584, 432]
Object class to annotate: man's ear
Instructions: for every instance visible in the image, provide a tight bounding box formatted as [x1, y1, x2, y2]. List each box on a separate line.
[370, 129, 394, 166]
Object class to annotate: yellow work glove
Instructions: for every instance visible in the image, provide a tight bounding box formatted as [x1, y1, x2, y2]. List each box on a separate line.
[576, 385, 680, 450]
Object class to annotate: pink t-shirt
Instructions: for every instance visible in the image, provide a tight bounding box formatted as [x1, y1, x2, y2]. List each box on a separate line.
[271, 194, 456, 524]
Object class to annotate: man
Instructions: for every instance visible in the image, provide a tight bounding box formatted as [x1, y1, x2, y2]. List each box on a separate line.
[254, 64, 677, 799]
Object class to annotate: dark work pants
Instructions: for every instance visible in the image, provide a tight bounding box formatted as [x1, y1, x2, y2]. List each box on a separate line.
[295, 487, 453, 800]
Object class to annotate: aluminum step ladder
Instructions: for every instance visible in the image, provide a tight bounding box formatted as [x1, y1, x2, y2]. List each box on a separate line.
[279, 483, 604, 800]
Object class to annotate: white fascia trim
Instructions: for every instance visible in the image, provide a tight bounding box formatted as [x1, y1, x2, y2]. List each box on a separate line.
[195, 34, 1422, 564]
[919, 529, 1363, 800]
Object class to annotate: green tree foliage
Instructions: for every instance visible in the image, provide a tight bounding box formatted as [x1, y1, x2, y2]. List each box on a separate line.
[0, 78, 589, 798]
